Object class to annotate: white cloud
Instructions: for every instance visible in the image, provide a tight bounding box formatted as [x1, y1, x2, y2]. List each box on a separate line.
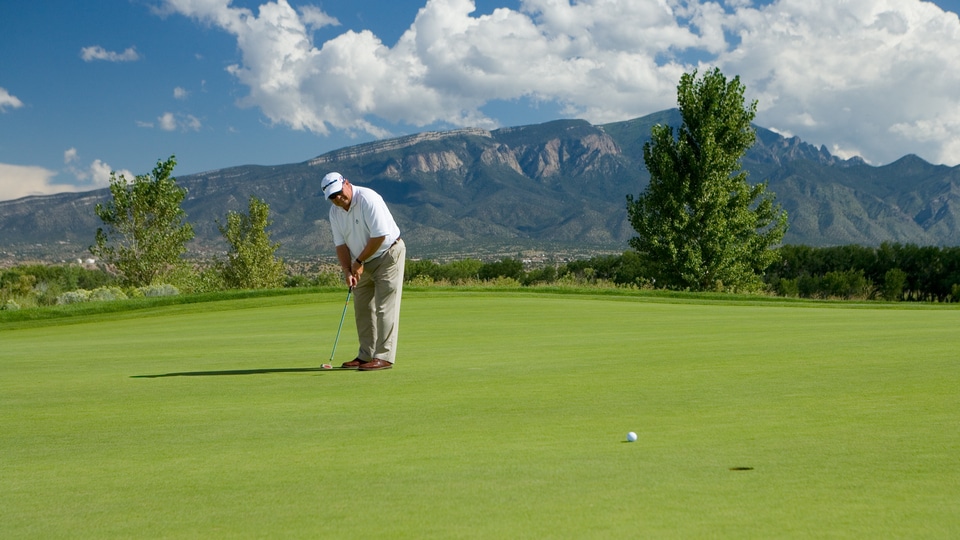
[183, 114, 202, 131]
[0, 87, 24, 112]
[160, 0, 696, 135]
[174, 86, 189, 99]
[80, 45, 141, 62]
[0, 143, 137, 200]
[157, 111, 201, 132]
[0, 156, 131, 201]
[89, 159, 121, 186]
[61, 148, 135, 189]
[831, 144, 870, 163]
[160, 0, 960, 165]
[0, 164, 63, 201]
[159, 112, 178, 131]
[298, 5, 339, 29]
[719, 0, 960, 165]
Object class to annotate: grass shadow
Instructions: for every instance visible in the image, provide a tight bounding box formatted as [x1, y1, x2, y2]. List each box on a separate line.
[131, 367, 348, 378]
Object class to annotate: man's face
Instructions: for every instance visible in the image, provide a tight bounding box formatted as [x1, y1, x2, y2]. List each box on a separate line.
[329, 181, 352, 209]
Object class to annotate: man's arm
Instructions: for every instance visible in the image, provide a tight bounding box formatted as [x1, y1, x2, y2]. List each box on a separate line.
[336, 244, 357, 288]
[349, 235, 387, 279]
[355, 236, 386, 264]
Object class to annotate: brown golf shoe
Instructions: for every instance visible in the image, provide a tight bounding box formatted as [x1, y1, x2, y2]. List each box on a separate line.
[359, 359, 393, 371]
[341, 358, 364, 369]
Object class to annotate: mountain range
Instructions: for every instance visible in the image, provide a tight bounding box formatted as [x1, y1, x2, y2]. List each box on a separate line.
[2, 109, 959, 264]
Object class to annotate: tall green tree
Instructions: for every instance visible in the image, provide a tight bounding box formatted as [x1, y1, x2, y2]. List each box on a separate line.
[217, 196, 285, 290]
[90, 156, 194, 287]
[626, 68, 787, 292]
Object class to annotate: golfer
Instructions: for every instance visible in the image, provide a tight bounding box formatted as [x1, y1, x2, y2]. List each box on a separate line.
[321, 172, 405, 371]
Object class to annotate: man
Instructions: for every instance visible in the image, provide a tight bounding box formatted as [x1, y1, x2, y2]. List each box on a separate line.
[321, 172, 405, 371]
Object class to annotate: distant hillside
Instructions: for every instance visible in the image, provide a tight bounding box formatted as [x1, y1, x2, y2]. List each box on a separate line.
[2, 109, 959, 264]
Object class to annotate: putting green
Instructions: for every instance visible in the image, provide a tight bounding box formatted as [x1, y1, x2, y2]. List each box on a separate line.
[2, 291, 958, 538]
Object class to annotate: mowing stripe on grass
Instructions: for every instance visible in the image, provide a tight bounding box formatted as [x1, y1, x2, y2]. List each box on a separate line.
[2, 290, 958, 538]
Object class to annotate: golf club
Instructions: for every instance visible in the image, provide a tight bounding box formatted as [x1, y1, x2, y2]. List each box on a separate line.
[323, 287, 352, 369]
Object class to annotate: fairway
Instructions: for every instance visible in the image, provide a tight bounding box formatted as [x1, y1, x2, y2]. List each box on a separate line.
[2, 291, 959, 538]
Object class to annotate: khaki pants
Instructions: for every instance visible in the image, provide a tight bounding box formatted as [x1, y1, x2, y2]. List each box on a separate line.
[353, 239, 405, 364]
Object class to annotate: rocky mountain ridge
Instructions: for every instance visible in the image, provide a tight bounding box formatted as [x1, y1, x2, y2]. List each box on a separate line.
[2, 109, 959, 265]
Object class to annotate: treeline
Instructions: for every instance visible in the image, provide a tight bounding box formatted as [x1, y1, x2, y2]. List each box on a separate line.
[4, 243, 960, 309]
[407, 243, 960, 302]
[0, 264, 115, 308]
[0, 262, 340, 310]
[405, 254, 641, 287]
[769, 244, 960, 302]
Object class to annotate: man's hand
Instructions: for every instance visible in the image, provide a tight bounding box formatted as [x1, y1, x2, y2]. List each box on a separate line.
[351, 259, 365, 281]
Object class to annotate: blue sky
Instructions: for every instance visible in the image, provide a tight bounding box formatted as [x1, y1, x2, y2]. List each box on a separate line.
[2, 0, 960, 201]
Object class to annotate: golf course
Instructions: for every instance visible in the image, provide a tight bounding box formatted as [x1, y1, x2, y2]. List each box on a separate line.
[2, 289, 958, 538]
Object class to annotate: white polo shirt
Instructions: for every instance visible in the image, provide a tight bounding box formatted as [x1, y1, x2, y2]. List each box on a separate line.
[329, 185, 401, 262]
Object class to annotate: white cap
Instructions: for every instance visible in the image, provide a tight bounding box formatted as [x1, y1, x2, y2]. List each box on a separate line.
[321, 172, 344, 199]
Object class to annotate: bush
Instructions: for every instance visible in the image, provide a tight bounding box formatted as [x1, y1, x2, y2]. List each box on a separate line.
[881, 268, 908, 301]
[478, 259, 524, 281]
[57, 290, 91, 305]
[485, 276, 522, 287]
[2, 300, 20, 311]
[137, 284, 180, 297]
[315, 271, 343, 287]
[55, 287, 133, 304]
[440, 259, 483, 283]
[522, 265, 557, 286]
[772, 277, 800, 298]
[405, 274, 435, 287]
[89, 287, 128, 302]
[821, 270, 874, 300]
[158, 265, 222, 294]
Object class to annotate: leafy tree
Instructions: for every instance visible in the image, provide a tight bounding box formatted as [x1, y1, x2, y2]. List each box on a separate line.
[522, 265, 557, 286]
[217, 196, 285, 289]
[626, 68, 788, 291]
[404, 260, 442, 282]
[881, 268, 908, 301]
[91, 157, 194, 287]
[479, 258, 524, 281]
[439, 259, 483, 283]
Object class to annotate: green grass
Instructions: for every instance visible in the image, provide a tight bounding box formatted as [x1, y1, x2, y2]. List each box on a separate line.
[2, 290, 959, 538]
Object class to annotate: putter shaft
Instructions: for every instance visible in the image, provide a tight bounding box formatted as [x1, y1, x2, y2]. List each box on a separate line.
[328, 287, 352, 363]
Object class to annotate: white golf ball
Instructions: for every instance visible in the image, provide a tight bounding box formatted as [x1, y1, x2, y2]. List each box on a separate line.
[626, 431, 638, 442]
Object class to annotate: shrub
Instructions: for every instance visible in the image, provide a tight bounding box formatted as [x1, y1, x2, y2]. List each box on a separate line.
[88, 287, 128, 302]
[2, 300, 20, 311]
[57, 290, 91, 305]
[772, 277, 800, 297]
[486, 276, 522, 288]
[137, 284, 180, 297]
[405, 274, 434, 287]
[821, 270, 874, 300]
[522, 266, 557, 286]
[439, 259, 483, 283]
[314, 271, 343, 287]
[881, 268, 908, 301]
[158, 265, 222, 294]
[285, 275, 311, 288]
[479, 259, 524, 281]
